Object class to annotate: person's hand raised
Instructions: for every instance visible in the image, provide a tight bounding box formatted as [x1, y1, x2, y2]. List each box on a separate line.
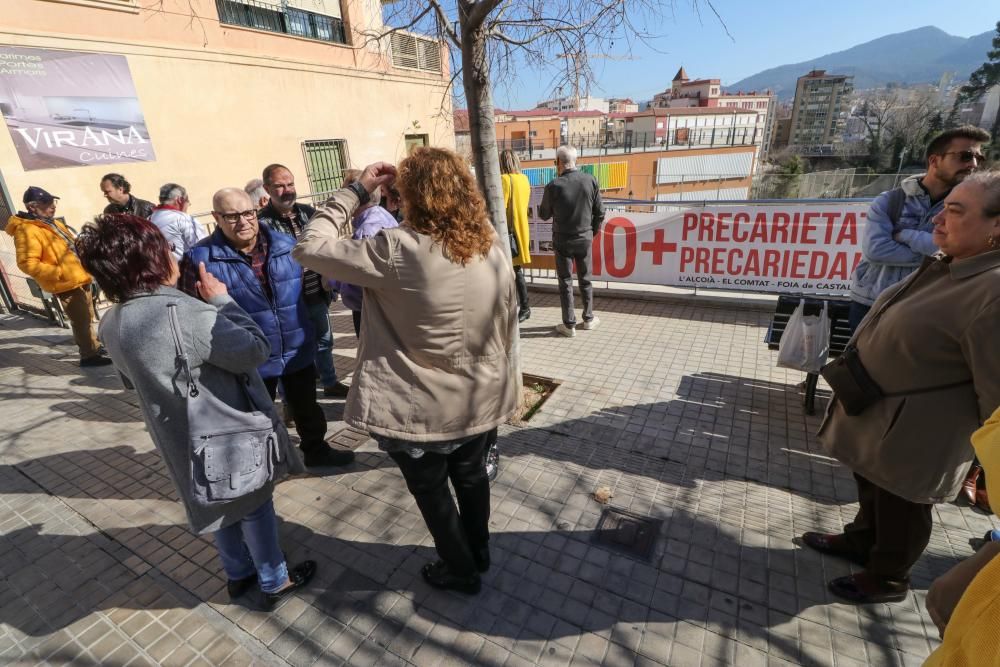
[360, 162, 398, 193]
[195, 262, 227, 300]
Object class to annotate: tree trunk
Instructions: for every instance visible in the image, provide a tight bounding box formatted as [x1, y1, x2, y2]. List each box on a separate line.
[460, 22, 511, 255]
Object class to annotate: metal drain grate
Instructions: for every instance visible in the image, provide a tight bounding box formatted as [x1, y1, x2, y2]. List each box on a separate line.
[592, 507, 661, 562]
[326, 426, 370, 451]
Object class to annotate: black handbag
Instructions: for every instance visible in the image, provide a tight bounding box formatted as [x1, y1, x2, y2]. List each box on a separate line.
[819, 346, 883, 416]
[821, 345, 974, 416]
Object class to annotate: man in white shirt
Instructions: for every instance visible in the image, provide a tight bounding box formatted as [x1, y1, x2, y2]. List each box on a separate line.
[149, 183, 208, 260]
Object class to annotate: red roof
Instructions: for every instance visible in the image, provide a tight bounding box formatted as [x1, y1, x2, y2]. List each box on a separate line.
[559, 110, 605, 118]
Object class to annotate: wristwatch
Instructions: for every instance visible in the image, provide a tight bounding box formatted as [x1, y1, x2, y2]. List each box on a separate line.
[345, 181, 370, 206]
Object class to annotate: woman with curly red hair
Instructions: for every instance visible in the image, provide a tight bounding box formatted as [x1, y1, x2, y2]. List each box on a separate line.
[294, 148, 520, 594]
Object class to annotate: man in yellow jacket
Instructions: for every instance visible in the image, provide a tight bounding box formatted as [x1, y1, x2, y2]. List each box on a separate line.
[5, 187, 111, 367]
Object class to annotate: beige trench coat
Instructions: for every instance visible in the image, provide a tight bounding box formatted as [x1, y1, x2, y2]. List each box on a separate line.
[292, 189, 520, 442]
[819, 250, 1000, 504]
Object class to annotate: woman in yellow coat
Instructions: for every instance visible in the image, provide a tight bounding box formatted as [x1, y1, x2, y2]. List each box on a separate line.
[500, 150, 531, 322]
[925, 404, 1000, 666]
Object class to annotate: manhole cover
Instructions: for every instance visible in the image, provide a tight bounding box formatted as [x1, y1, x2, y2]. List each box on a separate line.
[326, 426, 370, 451]
[592, 507, 661, 562]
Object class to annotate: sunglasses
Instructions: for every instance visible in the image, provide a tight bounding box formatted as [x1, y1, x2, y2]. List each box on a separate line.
[942, 150, 986, 163]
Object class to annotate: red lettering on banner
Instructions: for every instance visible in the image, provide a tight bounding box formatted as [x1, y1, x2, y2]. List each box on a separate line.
[699, 213, 715, 241]
[603, 217, 636, 278]
[744, 250, 760, 275]
[695, 247, 710, 272]
[829, 252, 847, 280]
[836, 213, 858, 244]
[763, 250, 781, 274]
[732, 213, 750, 242]
[808, 253, 829, 278]
[790, 250, 807, 278]
[712, 247, 726, 274]
[801, 212, 818, 244]
[851, 251, 862, 272]
[640, 229, 677, 265]
[749, 213, 768, 242]
[727, 249, 743, 275]
[822, 212, 839, 244]
[682, 213, 698, 240]
[772, 213, 789, 243]
[679, 247, 695, 270]
[716, 212, 732, 242]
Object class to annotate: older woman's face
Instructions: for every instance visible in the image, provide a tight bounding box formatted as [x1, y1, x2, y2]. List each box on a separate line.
[932, 181, 1000, 260]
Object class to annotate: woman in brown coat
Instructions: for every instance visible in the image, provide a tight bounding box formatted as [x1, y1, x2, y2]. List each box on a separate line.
[803, 169, 1000, 603]
[293, 149, 519, 595]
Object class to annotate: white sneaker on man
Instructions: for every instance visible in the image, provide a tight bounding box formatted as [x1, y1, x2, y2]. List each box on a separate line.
[581, 316, 600, 331]
[554, 323, 576, 337]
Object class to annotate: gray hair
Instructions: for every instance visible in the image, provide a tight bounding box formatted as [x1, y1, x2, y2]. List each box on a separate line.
[244, 178, 268, 203]
[556, 145, 578, 169]
[965, 169, 1000, 218]
[158, 183, 186, 204]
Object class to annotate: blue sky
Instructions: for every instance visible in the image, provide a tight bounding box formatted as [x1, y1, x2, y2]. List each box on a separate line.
[489, 0, 998, 109]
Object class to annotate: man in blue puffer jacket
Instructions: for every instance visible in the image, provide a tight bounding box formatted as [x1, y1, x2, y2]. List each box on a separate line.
[180, 187, 354, 468]
[848, 125, 991, 331]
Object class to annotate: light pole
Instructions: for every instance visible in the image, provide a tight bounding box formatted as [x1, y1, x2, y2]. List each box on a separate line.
[894, 147, 908, 186]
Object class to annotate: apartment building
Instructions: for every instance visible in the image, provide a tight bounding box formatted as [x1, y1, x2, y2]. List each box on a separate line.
[0, 0, 453, 226]
[788, 69, 854, 148]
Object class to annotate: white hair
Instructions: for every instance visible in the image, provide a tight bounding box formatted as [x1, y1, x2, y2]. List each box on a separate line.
[158, 183, 186, 204]
[556, 145, 578, 169]
[244, 178, 268, 203]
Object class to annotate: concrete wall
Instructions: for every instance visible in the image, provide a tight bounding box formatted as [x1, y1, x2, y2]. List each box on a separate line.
[0, 0, 453, 223]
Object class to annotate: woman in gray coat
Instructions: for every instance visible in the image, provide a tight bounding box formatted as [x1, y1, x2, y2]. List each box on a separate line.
[802, 170, 1000, 604]
[75, 213, 313, 611]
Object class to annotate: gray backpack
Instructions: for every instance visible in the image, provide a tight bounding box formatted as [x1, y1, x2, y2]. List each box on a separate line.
[167, 303, 290, 505]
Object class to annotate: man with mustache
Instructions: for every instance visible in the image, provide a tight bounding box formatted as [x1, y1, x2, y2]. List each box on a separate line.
[258, 164, 349, 399]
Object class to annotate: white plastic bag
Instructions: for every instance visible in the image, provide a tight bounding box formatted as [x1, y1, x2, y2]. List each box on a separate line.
[777, 300, 830, 373]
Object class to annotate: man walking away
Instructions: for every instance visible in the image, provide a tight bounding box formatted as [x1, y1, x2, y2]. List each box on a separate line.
[149, 183, 208, 261]
[100, 173, 155, 219]
[258, 164, 349, 398]
[538, 145, 605, 337]
[848, 125, 990, 331]
[6, 187, 111, 367]
[180, 188, 354, 469]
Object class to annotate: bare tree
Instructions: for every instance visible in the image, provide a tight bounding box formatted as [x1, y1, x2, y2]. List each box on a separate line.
[375, 0, 724, 243]
[854, 88, 944, 170]
[855, 91, 901, 170]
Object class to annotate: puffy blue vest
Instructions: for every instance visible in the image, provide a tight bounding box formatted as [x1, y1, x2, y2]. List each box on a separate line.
[187, 226, 314, 379]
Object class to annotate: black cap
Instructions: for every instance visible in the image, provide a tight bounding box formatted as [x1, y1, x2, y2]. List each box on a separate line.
[23, 186, 58, 205]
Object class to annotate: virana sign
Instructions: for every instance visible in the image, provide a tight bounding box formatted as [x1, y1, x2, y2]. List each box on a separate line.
[0, 46, 156, 170]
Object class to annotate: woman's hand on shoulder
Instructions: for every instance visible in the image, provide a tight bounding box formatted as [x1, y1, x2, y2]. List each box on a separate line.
[195, 262, 227, 300]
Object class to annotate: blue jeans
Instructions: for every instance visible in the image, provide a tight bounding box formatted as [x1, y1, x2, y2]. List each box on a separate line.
[306, 300, 338, 386]
[213, 499, 289, 593]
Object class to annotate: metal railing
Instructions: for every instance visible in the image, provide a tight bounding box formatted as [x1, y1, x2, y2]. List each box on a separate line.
[215, 0, 346, 44]
[498, 127, 766, 161]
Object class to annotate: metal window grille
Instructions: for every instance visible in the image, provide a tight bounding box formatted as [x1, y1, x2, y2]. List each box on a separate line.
[215, 0, 346, 45]
[302, 139, 350, 202]
[390, 32, 442, 73]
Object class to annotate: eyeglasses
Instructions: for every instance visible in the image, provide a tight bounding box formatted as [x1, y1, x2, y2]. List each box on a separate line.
[216, 209, 258, 224]
[943, 150, 986, 163]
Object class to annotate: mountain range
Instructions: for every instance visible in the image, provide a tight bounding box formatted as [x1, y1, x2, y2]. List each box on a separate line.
[727, 26, 995, 99]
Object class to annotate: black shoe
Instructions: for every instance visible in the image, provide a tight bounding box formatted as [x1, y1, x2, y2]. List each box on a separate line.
[302, 444, 355, 467]
[473, 547, 491, 573]
[827, 572, 910, 604]
[421, 560, 481, 594]
[80, 354, 113, 367]
[258, 560, 317, 612]
[323, 382, 350, 398]
[518, 307, 531, 323]
[801, 532, 868, 567]
[227, 573, 258, 600]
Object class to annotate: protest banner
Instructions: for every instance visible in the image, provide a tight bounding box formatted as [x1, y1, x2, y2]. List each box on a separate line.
[526, 188, 869, 296]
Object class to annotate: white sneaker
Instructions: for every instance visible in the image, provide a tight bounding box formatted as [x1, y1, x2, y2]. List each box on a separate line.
[554, 323, 576, 337]
[581, 316, 600, 331]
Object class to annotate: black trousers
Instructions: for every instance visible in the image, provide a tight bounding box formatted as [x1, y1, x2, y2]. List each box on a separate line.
[263, 364, 328, 453]
[389, 430, 493, 576]
[554, 239, 594, 327]
[843, 473, 933, 579]
[352, 309, 362, 338]
[513, 265, 529, 311]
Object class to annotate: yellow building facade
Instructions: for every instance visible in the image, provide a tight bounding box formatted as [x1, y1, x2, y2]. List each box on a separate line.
[0, 0, 454, 225]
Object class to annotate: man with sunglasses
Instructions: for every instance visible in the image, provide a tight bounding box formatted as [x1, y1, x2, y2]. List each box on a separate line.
[179, 187, 354, 469]
[848, 125, 991, 331]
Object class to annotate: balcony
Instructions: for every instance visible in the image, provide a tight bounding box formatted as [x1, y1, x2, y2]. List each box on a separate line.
[215, 0, 346, 44]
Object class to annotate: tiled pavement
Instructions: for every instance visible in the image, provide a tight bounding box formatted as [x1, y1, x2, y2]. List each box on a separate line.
[0, 291, 995, 666]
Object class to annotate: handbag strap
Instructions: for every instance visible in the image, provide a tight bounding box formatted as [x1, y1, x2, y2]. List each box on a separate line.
[167, 303, 199, 398]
